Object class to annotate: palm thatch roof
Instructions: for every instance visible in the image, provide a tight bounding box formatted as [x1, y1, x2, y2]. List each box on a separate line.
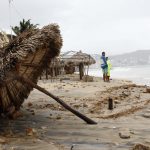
[0, 24, 62, 114]
[61, 51, 96, 66]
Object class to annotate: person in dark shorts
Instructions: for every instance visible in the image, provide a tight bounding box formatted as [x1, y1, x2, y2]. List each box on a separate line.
[100, 52, 108, 82]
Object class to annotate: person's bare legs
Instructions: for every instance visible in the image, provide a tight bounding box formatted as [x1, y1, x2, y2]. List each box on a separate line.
[103, 68, 107, 82]
[107, 76, 110, 82]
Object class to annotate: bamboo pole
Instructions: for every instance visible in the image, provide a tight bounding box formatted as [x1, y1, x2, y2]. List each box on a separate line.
[16, 75, 97, 124]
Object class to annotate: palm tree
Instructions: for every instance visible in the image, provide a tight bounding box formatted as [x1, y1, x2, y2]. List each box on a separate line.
[12, 19, 38, 35]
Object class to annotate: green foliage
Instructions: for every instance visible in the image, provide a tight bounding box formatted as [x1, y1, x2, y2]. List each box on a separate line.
[12, 19, 38, 35]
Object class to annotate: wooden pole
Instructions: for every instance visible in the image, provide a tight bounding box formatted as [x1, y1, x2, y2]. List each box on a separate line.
[108, 98, 113, 110]
[16, 75, 97, 124]
[79, 63, 84, 80]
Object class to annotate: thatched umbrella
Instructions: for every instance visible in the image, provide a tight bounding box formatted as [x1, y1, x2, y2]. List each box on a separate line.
[0, 24, 96, 124]
[0, 24, 62, 114]
[61, 51, 95, 65]
[61, 51, 96, 79]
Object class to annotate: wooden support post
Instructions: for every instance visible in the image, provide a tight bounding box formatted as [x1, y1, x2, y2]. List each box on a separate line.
[108, 98, 113, 110]
[16, 75, 97, 125]
[79, 63, 84, 80]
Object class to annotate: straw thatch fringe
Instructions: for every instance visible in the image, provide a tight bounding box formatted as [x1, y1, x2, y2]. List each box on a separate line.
[61, 51, 96, 66]
[0, 24, 62, 114]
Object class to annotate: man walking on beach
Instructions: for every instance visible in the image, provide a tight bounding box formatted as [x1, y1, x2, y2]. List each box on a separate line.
[100, 51, 108, 82]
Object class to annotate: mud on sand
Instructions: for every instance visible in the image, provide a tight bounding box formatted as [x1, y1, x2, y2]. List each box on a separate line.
[0, 74, 150, 150]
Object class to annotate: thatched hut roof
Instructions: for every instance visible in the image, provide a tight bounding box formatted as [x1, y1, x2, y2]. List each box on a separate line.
[61, 51, 96, 66]
[0, 24, 62, 114]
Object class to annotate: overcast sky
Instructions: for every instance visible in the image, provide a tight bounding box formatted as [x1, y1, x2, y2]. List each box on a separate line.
[0, 0, 150, 55]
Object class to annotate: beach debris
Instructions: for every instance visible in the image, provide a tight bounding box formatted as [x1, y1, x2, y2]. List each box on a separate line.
[121, 91, 130, 97]
[119, 132, 130, 139]
[31, 111, 35, 115]
[56, 115, 61, 120]
[91, 84, 150, 118]
[119, 128, 130, 139]
[142, 113, 150, 118]
[114, 100, 120, 104]
[132, 143, 150, 150]
[26, 128, 37, 136]
[135, 94, 140, 99]
[28, 102, 33, 107]
[124, 86, 129, 89]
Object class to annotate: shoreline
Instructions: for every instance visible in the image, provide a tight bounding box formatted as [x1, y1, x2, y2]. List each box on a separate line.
[88, 67, 150, 86]
[0, 74, 150, 150]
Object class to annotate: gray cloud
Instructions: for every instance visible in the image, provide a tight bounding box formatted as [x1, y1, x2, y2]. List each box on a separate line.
[0, 0, 150, 55]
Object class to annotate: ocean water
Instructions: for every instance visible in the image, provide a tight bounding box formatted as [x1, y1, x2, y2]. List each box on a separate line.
[88, 65, 150, 86]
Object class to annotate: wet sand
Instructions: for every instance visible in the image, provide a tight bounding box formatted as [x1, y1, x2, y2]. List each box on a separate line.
[0, 74, 150, 150]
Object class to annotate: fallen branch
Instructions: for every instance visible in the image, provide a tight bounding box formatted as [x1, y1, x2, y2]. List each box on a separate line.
[16, 75, 97, 124]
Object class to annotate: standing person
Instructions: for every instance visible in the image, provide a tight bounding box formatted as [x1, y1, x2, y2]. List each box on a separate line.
[106, 57, 112, 82]
[100, 52, 108, 82]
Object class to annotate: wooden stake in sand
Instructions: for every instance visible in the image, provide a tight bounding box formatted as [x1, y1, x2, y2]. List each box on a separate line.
[108, 98, 113, 110]
[16, 75, 97, 125]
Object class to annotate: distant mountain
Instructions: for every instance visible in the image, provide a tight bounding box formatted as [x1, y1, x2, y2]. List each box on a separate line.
[90, 50, 150, 68]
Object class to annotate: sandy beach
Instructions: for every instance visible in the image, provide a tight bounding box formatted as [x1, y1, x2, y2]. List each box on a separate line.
[0, 74, 150, 150]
